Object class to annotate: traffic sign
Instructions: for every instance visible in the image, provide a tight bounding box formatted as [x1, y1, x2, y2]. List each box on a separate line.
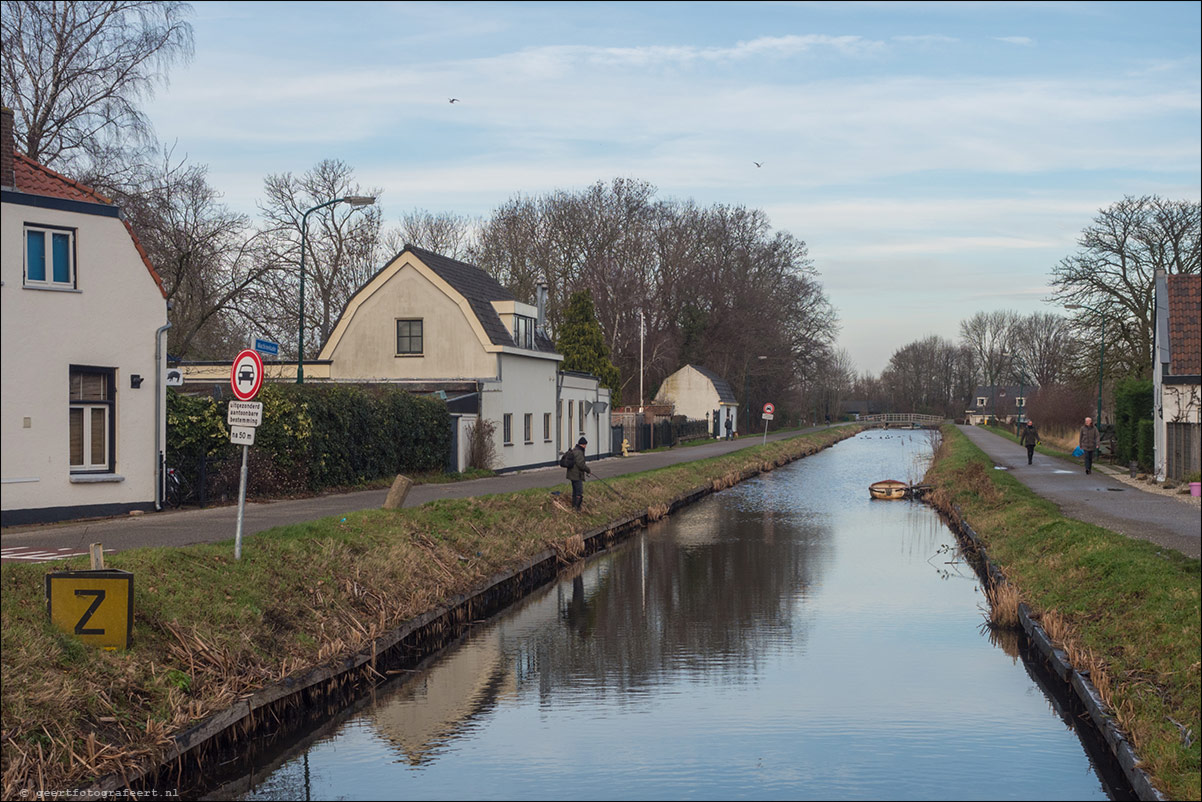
[227, 401, 263, 427]
[762, 413, 775, 420]
[763, 402, 775, 415]
[253, 338, 279, 357]
[46, 570, 133, 650]
[230, 349, 264, 401]
[229, 426, 256, 446]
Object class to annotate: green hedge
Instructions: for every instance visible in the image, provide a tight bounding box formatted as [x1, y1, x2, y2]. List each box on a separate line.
[166, 384, 451, 499]
[1137, 418, 1155, 472]
[1113, 377, 1153, 466]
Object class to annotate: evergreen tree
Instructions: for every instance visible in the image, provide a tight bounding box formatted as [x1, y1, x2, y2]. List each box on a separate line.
[557, 290, 621, 397]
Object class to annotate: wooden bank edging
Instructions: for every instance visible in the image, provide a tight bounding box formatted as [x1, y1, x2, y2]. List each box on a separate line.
[81, 429, 856, 795]
[945, 504, 1168, 802]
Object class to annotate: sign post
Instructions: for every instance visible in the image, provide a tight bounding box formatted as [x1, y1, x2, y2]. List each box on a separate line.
[762, 402, 775, 446]
[230, 350, 265, 560]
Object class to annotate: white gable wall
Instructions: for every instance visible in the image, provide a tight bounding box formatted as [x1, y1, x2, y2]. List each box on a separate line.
[2, 198, 166, 522]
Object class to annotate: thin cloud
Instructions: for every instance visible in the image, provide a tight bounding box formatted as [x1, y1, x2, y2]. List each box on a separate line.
[995, 36, 1035, 46]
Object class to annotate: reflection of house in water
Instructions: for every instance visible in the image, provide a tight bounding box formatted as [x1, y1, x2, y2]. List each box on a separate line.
[369, 630, 515, 765]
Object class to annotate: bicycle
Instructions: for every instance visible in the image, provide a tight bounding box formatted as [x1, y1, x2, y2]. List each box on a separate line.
[164, 466, 192, 508]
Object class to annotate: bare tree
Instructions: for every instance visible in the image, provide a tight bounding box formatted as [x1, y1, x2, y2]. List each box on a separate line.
[94, 145, 270, 358]
[960, 310, 1019, 417]
[1, 0, 193, 177]
[1049, 195, 1200, 378]
[384, 208, 478, 261]
[1008, 311, 1079, 388]
[255, 160, 383, 357]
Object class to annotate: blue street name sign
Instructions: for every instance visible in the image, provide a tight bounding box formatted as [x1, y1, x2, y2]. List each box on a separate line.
[253, 338, 279, 357]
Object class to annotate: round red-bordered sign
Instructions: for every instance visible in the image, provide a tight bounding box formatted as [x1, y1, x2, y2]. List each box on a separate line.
[231, 349, 265, 401]
[763, 402, 775, 415]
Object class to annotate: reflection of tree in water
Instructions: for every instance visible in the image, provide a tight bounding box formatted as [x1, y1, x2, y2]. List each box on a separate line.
[515, 497, 834, 702]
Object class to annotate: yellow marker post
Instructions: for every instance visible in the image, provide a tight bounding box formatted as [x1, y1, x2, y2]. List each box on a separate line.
[45, 570, 133, 650]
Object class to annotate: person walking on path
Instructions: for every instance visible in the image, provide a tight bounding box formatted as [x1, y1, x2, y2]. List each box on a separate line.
[724, 415, 733, 441]
[1020, 420, 1040, 465]
[566, 436, 592, 510]
[1079, 416, 1100, 475]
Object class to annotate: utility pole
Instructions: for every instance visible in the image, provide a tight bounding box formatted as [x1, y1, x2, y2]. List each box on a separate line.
[639, 309, 644, 413]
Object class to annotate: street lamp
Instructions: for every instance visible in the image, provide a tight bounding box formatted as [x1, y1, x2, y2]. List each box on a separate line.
[297, 195, 376, 384]
[1065, 303, 1104, 423]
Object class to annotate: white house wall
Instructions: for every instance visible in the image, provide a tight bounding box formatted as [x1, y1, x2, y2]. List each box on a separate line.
[483, 353, 559, 469]
[560, 374, 612, 460]
[2, 199, 166, 521]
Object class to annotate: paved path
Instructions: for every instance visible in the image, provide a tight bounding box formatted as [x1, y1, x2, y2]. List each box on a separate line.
[1, 425, 849, 563]
[957, 425, 1200, 559]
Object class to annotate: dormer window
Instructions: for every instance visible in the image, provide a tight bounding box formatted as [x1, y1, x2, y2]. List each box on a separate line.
[513, 315, 535, 349]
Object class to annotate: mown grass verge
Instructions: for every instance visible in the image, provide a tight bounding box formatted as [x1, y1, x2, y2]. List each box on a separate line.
[925, 425, 1200, 800]
[0, 425, 859, 797]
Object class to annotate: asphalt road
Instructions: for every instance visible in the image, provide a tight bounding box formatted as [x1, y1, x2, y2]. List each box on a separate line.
[957, 425, 1200, 559]
[1, 425, 841, 563]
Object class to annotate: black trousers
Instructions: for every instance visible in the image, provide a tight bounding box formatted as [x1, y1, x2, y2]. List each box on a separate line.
[1083, 450, 1094, 474]
[1026, 444, 1035, 464]
[571, 479, 584, 509]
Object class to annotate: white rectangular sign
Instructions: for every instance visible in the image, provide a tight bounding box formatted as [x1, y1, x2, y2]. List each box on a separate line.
[229, 425, 256, 446]
[227, 401, 263, 427]
[762, 413, 775, 421]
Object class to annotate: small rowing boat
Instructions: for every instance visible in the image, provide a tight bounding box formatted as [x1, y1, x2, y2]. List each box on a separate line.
[869, 479, 908, 500]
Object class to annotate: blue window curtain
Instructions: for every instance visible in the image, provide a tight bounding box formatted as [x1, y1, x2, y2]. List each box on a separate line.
[52, 232, 71, 283]
[27, 231, 46, 281]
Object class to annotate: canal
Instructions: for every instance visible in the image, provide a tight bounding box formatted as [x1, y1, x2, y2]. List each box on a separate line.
[209, 430, 1131, 800]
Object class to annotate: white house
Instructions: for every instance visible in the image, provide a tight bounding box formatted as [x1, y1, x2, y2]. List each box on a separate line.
[317, 245, 610, 471]
[1152, 269, 1201, 482]
[654, 364, 739, 437]
[1, 107, 170, 525]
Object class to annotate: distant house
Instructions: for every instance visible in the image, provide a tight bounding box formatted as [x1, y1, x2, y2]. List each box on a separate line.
[965, 385, 1030, 425]
[1152, 270, 1201, 481]
[316, 246, 611, 471]
[840, 399, 886, 420]
[653, 364, 738, 436]
[1, 107, 170, 525]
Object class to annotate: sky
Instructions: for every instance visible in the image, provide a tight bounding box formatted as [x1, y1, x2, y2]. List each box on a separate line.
[138, 0, 1202, 375]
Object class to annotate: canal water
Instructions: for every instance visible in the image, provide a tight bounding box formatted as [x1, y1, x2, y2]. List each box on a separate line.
[213, 430, 1129, 800]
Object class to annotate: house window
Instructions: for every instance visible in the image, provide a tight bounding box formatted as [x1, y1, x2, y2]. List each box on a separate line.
[503, 413, 513, 445]
[1016, 397, 1025, 408]
[69, 367, 114, 472]
[578, 401, 585, 434]
[25, 225, 76, 287]
[977, 397, 987, 407]
[543, 412, 552, 441]
[524, 413, 533, 443]
[396, 319, 423, 355]
[512, 315, 535, 349]
[567, 400, 573, 437]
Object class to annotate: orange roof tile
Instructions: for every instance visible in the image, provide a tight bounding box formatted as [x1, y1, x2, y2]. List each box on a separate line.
[14, 153, 112, 204]
[1167, 273, 1201, 376]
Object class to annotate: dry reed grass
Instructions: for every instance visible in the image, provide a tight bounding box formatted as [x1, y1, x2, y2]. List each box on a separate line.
[984, 580, 1021, 629]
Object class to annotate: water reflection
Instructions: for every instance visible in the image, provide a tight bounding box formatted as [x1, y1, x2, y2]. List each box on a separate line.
[230, 431, 1125, 801]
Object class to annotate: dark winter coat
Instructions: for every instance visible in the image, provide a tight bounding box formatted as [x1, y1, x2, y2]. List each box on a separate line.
[1079, 424, 1100, 451]
[1020, 425, 1039, 447]
[566, 446, 591, 481]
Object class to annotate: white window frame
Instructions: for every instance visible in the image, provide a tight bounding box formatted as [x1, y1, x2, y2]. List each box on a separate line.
[523, 413, 533, 444]
[977, 397, 988, 407]
[24, 225, 76, 288]
[503, 413, 513, 445]
[69, 367, 114, 472]
[543, 412, 552, 442]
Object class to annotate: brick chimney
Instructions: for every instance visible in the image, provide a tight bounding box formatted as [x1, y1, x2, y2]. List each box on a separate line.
[1, 106, 15, 189]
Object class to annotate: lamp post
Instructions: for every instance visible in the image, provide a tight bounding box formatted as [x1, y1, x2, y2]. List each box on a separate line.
[1066, 303, 1105, 423]
[297, 195, 376, 383]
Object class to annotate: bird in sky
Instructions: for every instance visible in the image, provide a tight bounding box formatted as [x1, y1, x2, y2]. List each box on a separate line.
[753, 161, 763, 167]
[449, 98, 460, 103]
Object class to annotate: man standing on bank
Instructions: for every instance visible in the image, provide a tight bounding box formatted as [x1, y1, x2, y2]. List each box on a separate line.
[1079, 416, 1100, 475]
[567, 436, 592, 510]
[1020, 419, 1040, 465]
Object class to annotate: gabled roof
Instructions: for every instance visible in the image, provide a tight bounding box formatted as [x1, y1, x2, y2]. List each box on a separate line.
[688, 365, 738, 404]
[1167, 273, 1201, 375]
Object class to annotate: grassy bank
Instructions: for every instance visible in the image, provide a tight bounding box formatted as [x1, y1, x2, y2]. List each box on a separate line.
[0, 426, 859, 797]
[925, 425, 1200, 800]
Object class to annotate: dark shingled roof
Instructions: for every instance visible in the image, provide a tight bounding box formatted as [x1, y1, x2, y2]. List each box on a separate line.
[406, 245, 556, 353]
[689, 365, 738, 404]
[1167, 273, 1201, 375]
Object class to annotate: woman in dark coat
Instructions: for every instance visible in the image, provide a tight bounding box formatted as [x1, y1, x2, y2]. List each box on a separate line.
[1020, 420, 1040, 465]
